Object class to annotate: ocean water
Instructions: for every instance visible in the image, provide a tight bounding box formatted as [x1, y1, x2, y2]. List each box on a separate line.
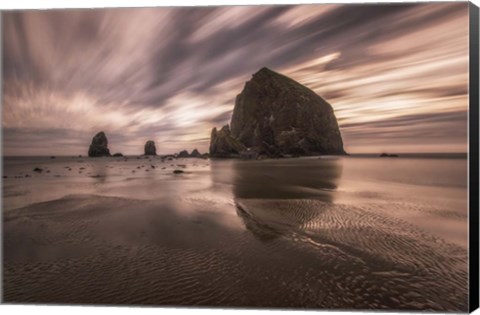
[2, 155, 469, 311]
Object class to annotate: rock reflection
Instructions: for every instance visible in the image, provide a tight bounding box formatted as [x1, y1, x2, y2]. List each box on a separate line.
[89, 160, 109, 183]
[231, 157, 342, 200]
[231, 157, 343, 240]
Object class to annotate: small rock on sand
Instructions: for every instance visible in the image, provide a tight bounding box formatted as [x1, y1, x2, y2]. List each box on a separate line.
[173, 170, 184, 174]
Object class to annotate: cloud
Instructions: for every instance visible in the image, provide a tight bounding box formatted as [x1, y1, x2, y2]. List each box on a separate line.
[2, 3, 469, 155]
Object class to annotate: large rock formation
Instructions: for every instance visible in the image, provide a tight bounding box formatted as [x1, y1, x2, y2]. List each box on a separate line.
[144, 140, 157, 155]
[210, 67, 345, 157]
[209, 125, 246, 158]
[88, 132, 111, 157]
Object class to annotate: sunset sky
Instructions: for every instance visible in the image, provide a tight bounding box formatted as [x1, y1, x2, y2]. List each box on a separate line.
[2, 3, 470, 156]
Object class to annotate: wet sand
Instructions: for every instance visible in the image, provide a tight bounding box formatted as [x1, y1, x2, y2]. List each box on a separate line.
[2, 155, 469, 311]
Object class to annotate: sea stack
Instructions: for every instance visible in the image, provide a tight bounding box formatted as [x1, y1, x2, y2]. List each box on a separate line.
[210, 67, 345, 157]
[88, 131, 111, 157]
[177, 150, 190, 158]
[144, 140, 157, 156]
[209, 125, 246, 158]
[190, 148, 201, 158]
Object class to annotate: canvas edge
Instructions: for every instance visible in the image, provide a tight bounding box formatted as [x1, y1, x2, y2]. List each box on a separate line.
[469, 1, 480, 313]
[0, 2, 477, 313]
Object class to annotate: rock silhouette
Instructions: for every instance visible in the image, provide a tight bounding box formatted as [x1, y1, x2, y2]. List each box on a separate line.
[88, 132, 111, 157]
[380, 153, 399, 158]
[190, 149, 201, 158]
[144, 140, 157, 156]
[178, 150, 190, 158]
[210, 67, 345, 157]
[210, 125, 246, 158]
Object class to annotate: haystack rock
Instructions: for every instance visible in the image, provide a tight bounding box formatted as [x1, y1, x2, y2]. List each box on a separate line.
[209, 125, 246, 158]
[88, 131, 111, 157]
[210, 67, 345, 157]
[144, 140, 157, 156]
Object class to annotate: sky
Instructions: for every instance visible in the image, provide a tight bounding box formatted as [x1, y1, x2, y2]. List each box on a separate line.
[2, 2, 470, 156]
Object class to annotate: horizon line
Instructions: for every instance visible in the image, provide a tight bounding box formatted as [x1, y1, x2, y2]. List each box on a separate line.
[1, 152, 469, 158]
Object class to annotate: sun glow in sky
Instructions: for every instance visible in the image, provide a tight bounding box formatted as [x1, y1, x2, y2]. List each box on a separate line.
[2, 3, 470, 155]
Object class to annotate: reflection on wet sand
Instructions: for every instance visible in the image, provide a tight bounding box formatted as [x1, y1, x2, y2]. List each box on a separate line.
[231, 158, 342, 241]
[2, 156, 469, 311]
[227, 158, 468, 311]
[231, 158, 342, 201]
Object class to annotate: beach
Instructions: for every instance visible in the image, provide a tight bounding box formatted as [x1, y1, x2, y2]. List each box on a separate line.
[2, 155, 469, 311]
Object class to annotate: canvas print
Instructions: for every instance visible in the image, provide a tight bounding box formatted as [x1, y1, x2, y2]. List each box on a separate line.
[2, 2, 478, 312]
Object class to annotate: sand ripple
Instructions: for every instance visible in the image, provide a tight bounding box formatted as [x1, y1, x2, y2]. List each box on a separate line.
[236, 198, 468, 311]
[4, 195, 468, 311]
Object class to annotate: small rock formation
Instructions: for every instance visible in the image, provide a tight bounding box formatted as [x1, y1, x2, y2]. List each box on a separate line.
[144, 140, 157, 156]
[209, 125, 247, 158]
[33, 167, 43, 173]
[178, 150, 190, 158]
[113, 153, 123, 157]
[190, 149, 201, 158]
[210, 67, 345, 157]
[380, 153, 399, 158]
[173, 169, 184, 174]
[88, 132, 111, 157]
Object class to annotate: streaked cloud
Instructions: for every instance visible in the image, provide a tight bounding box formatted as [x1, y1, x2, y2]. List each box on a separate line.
[2, 3, 469, 155]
